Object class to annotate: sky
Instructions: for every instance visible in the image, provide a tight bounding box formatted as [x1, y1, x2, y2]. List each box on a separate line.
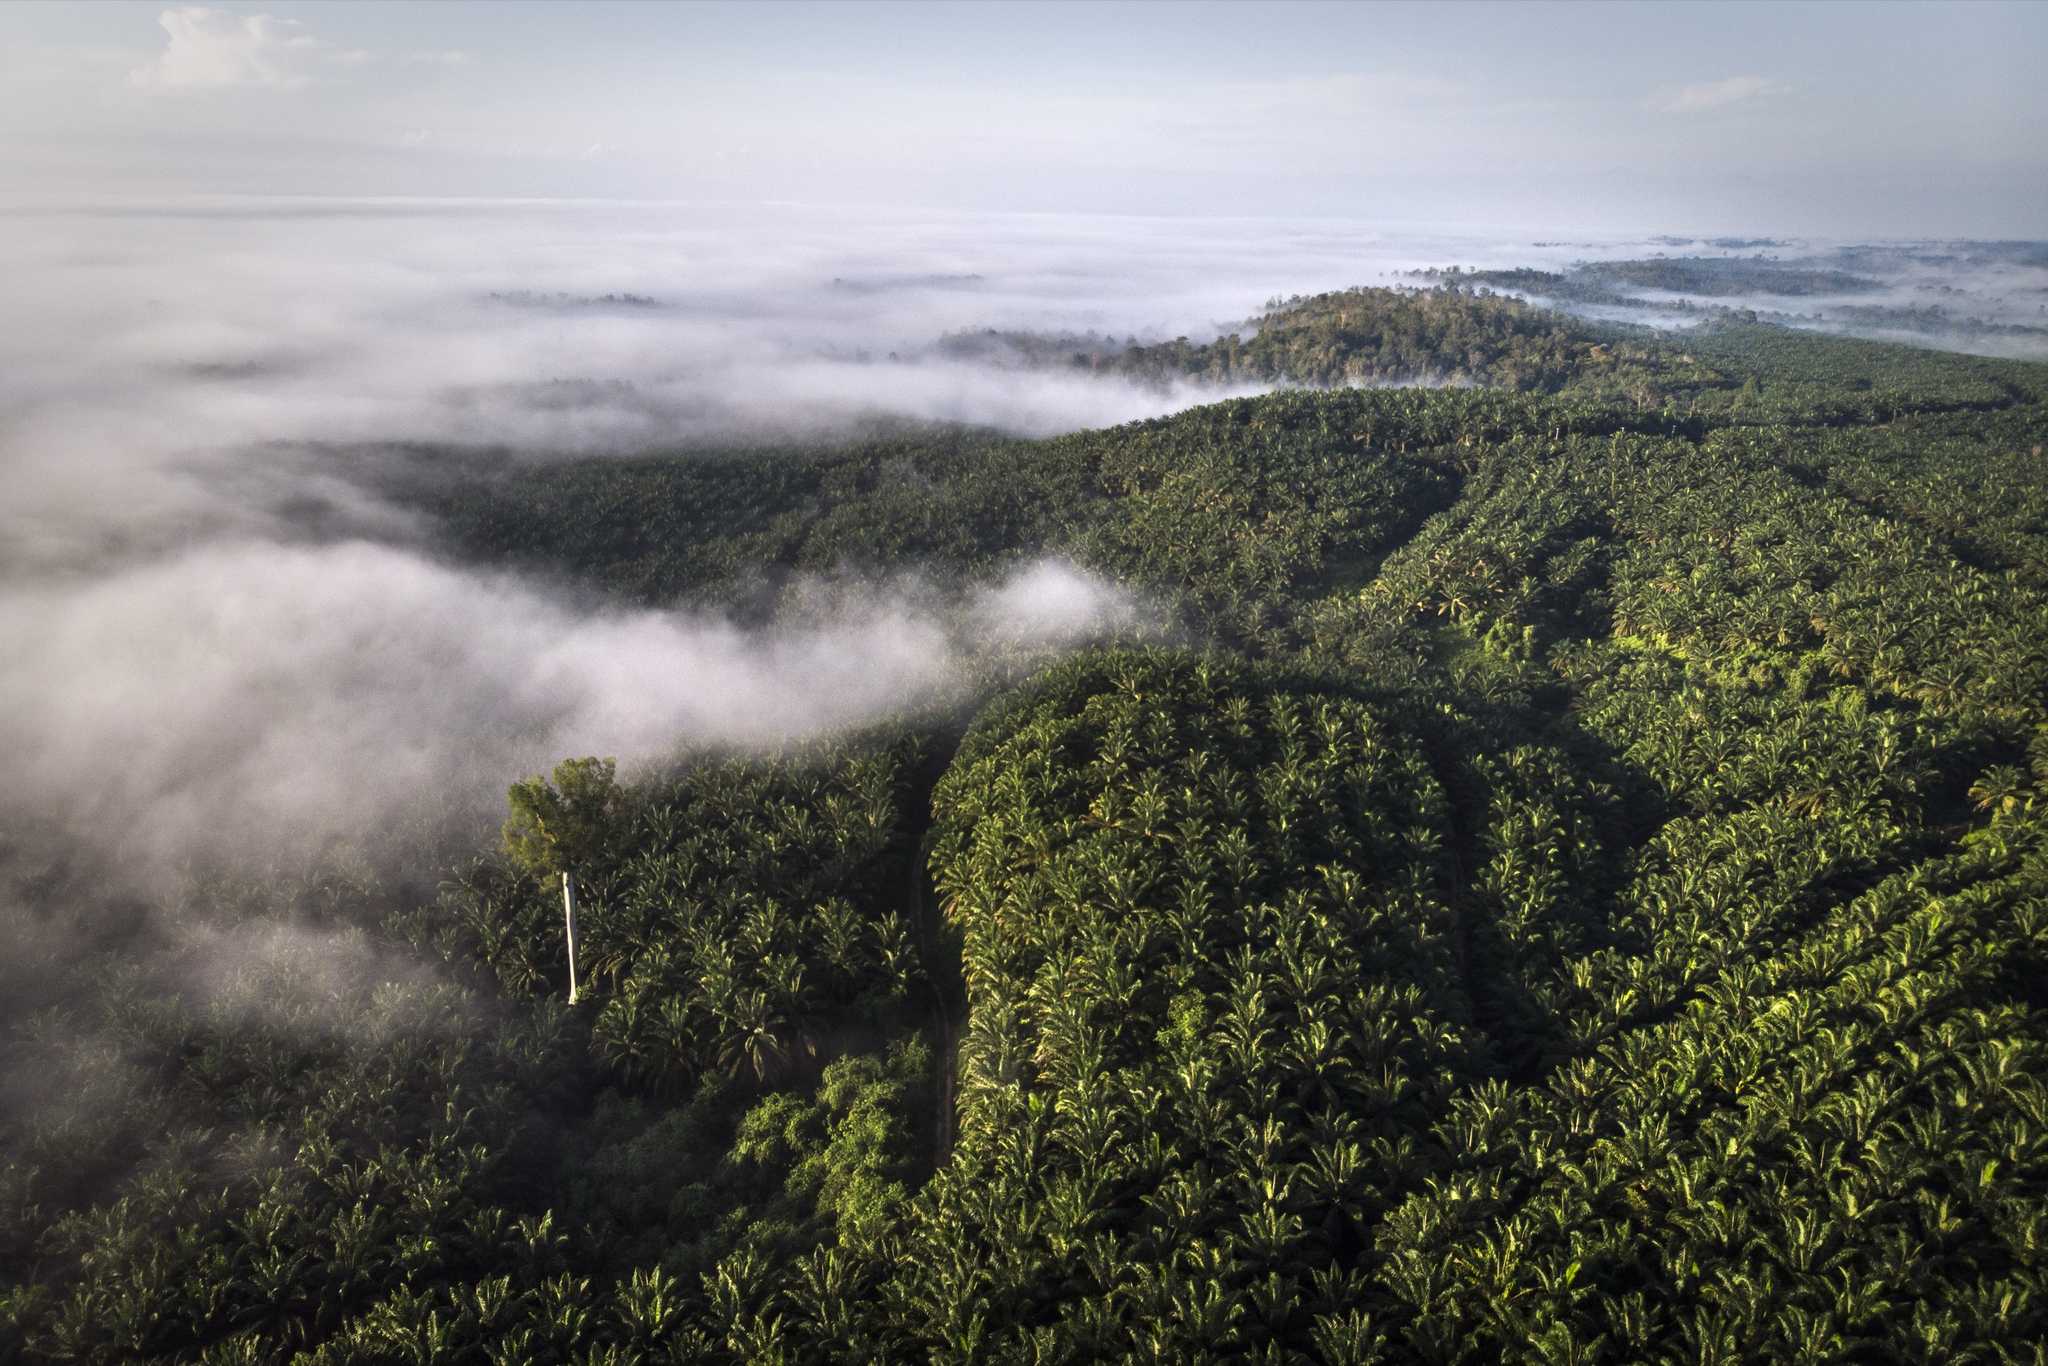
[1, 0, 2044, 235]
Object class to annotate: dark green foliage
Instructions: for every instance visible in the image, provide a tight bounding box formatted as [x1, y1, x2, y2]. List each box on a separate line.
[878, 650, 1475, 1358]
[386, 425, 1089, 612]
[1111, 286, 1611, 390]
[7, 285, 2048, 1362]
[1071, 392, 1457, 648]
[446, 739, 933, 1091]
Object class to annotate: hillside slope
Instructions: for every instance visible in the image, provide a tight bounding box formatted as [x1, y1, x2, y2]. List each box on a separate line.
[5, 289, 2048, 1362]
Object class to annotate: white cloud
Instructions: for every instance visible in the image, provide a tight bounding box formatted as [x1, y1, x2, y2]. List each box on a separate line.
[1655, 75, 1787, 114]
[0, 544, 1144, 879]
[128, 7, 469, 93]
[130, 7, 335, 91]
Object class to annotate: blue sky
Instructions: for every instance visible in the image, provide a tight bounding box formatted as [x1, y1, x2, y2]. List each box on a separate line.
[3, 0, 2043, 234]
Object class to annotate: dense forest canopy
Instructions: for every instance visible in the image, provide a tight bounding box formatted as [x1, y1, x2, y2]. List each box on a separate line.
[5, 279, 2048, 1362]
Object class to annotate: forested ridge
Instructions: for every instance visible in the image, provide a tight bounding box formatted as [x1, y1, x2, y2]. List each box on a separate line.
[5, 285, 2048, 1362]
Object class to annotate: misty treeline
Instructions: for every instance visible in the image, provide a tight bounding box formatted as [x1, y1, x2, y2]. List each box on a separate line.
[4, 284, 2048, 1361]
[1414, 251, 2048, 353]
[931, 288, 1621, 395]
[925, 276, 2046, 404]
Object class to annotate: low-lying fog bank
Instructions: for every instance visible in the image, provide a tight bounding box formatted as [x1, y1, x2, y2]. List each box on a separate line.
[0, 540, 1149, 885]
[3, 198, 2041, 896]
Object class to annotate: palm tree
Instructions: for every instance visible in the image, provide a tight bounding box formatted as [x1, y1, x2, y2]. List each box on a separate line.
[1967, 765, 2030, 817]
[717, 990, 792, 1083]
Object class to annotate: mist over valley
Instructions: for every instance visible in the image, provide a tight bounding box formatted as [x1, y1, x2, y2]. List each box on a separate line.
[4, 3, 2047, 1361]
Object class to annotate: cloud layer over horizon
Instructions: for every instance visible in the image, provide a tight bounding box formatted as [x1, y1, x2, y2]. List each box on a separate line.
[5, 2, 2043, 235]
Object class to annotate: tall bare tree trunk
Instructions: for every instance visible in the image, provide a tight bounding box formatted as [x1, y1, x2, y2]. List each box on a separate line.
[562, 870, 581, 1005]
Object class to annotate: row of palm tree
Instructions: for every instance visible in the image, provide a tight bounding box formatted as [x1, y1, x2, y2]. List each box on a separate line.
[6, 285, 2047, 1361]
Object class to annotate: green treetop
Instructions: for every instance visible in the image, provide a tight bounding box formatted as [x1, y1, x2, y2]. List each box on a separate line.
[503, 756, 624, 881]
